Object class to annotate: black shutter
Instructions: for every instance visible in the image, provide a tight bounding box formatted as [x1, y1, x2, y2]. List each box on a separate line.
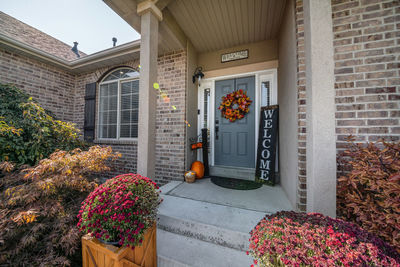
[84, 82, 96, 142]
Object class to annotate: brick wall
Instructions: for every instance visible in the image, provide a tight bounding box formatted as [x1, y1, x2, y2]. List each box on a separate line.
[155, 51, 187, 185]
[332, 0, 400, 151]
[73, 51, 187, 185]
[0, 48, 76, 122]
[74, 60, 140, 181]
[294, 0, 399, 212]
[295, 0, 307, 212]
[0, 46, 188, 186]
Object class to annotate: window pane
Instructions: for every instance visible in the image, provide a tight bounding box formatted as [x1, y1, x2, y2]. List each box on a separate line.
[121, 94, 131, 110]
[132, 80, 139, 93]
[131, 124, 138, 138]
[108, 125, 117, 138]
[120, 124, 130, 138]
[203, 88, 210, 129]
[121, 82, 132, 95]
[131, 110, 138, 123]
[99, 70, 139, 140]
[109, 82, 118, 96]
[121, 110, 131, 123]
[109, 96, 118, 111]
[100, 126, 108, 138]
[109, 111, 117, 124]
[100, 97, 108, 110]
[261, 81, 270, 107]
[100, 84, 108, 96]
[119, 80, 139, 138]
[100, 111, 108, 124]
[98, 81, 118, 139]
[103, 68, 139, 82]
[131, 94, 138, 108]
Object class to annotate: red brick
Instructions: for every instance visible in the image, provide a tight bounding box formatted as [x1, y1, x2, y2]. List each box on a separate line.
[367, 119, 398, 126]
[358, 127, 389, 134]
[365, 87, 396, 94]
[357, 111, 388, 118]
[337, 120, 366, 126]
[356, 95, 386, 102]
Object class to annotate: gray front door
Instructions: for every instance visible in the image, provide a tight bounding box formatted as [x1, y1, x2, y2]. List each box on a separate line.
[215, 76, 255, 168]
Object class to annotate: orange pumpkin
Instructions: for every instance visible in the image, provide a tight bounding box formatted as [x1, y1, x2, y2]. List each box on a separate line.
[190, 161, 204, 179]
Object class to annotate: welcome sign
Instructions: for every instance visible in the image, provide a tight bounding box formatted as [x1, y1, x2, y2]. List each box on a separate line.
[255, 105, 278, 185]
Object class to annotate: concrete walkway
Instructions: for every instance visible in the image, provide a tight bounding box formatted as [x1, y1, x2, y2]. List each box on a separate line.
[157, 178, 293, 266]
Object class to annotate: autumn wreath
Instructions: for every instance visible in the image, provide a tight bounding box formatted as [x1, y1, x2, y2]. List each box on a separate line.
[218, 89, 252, 122]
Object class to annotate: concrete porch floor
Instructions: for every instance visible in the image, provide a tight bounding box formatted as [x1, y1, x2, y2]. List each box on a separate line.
[163, 178, 293, 213]
[156, 178, 293, 267]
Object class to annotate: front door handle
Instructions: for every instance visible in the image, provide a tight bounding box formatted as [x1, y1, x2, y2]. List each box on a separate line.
[215, 126, 219, 140]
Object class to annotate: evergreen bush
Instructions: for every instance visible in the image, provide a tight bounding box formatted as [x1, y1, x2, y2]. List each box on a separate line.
[0, 83, 83, 166]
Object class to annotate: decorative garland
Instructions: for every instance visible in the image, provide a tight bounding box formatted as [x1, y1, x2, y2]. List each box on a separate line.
[218, 89, 252, 122]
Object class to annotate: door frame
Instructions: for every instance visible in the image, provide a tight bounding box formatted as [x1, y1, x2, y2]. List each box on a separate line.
[197, 68, 278, 168]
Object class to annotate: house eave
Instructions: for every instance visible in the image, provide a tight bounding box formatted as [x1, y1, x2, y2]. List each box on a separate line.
[0, 33, 141, 74]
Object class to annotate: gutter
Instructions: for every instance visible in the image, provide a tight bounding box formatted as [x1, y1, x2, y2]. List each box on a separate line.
[0, 33, 141, 72]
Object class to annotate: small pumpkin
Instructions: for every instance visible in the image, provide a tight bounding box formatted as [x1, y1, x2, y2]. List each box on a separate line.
[191, 161, 204, 179]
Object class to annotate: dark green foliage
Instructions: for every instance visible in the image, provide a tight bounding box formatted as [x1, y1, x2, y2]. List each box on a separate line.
[0, 83, 84, 166]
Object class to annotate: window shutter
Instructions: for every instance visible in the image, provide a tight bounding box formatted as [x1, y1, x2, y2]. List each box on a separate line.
[84, 82, 96, 142]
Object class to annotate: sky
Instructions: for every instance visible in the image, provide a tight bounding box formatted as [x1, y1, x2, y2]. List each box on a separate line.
[0, 0, 141, 54]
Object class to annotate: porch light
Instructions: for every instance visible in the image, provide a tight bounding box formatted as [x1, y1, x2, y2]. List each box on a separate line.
[192, 67, 204, 86]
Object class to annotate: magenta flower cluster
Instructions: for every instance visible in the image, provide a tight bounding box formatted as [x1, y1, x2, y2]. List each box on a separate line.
[77, 173, 160, 248]
[248, 211, 400, 267]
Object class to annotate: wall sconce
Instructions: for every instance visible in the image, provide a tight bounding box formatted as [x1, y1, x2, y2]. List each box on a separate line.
[192, 67, 204, 86]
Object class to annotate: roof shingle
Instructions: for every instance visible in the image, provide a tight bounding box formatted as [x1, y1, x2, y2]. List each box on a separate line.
[0, 11, 87, 61]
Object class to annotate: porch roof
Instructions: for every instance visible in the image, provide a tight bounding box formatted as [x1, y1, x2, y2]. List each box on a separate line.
[104, 0, 287, 54]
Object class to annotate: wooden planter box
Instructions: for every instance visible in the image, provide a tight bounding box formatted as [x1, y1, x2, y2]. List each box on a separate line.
[82, 224, 157, 267]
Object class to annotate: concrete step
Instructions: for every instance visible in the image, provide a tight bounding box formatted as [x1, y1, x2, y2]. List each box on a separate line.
[156, 181, 292, 266]
[157, 195, 266, 251]
[157, 229, 253, 267]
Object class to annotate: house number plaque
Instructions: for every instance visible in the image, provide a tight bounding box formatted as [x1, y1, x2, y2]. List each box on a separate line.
[255, 105, 278, 185]
[221, 50, 249, 63]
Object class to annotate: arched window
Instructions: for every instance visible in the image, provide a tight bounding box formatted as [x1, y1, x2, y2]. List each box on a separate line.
[98, 68, 140, 139]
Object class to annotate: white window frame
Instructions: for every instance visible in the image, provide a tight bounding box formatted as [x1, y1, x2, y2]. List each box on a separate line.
[97, 68, 140, 141]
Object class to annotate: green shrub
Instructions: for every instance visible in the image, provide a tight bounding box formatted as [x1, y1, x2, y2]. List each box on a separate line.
[338, 138, 400, 253]
[0, 146, 121, 266]
[0, 83, 84, 166]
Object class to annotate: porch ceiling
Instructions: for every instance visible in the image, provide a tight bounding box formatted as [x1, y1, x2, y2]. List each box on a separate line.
[104, 0, 287, 54]
[168, 0, 287, 53]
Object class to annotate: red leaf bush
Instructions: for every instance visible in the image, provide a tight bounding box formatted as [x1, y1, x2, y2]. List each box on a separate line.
[78, 173, 160, 248]
[337, 140, 400, 252]
[248, 211, 400, 266]
[0, 146, 120, 266]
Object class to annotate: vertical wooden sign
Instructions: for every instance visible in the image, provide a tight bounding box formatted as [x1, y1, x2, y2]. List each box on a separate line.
[255, 105, 279, 185]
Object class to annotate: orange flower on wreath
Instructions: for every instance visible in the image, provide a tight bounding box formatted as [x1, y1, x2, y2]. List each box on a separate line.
[218, 89, 252, 122]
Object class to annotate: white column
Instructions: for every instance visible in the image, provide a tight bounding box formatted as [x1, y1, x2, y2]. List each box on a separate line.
[137, 2, 162, 179]
[304, 0, 337, 217]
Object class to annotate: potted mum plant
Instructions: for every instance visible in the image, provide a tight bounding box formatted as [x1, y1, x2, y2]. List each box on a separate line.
[78, 173, 160, 267]
[248, 211, 400, 267]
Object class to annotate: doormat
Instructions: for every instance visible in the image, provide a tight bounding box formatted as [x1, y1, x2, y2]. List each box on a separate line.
[211, 176, 262, 190]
